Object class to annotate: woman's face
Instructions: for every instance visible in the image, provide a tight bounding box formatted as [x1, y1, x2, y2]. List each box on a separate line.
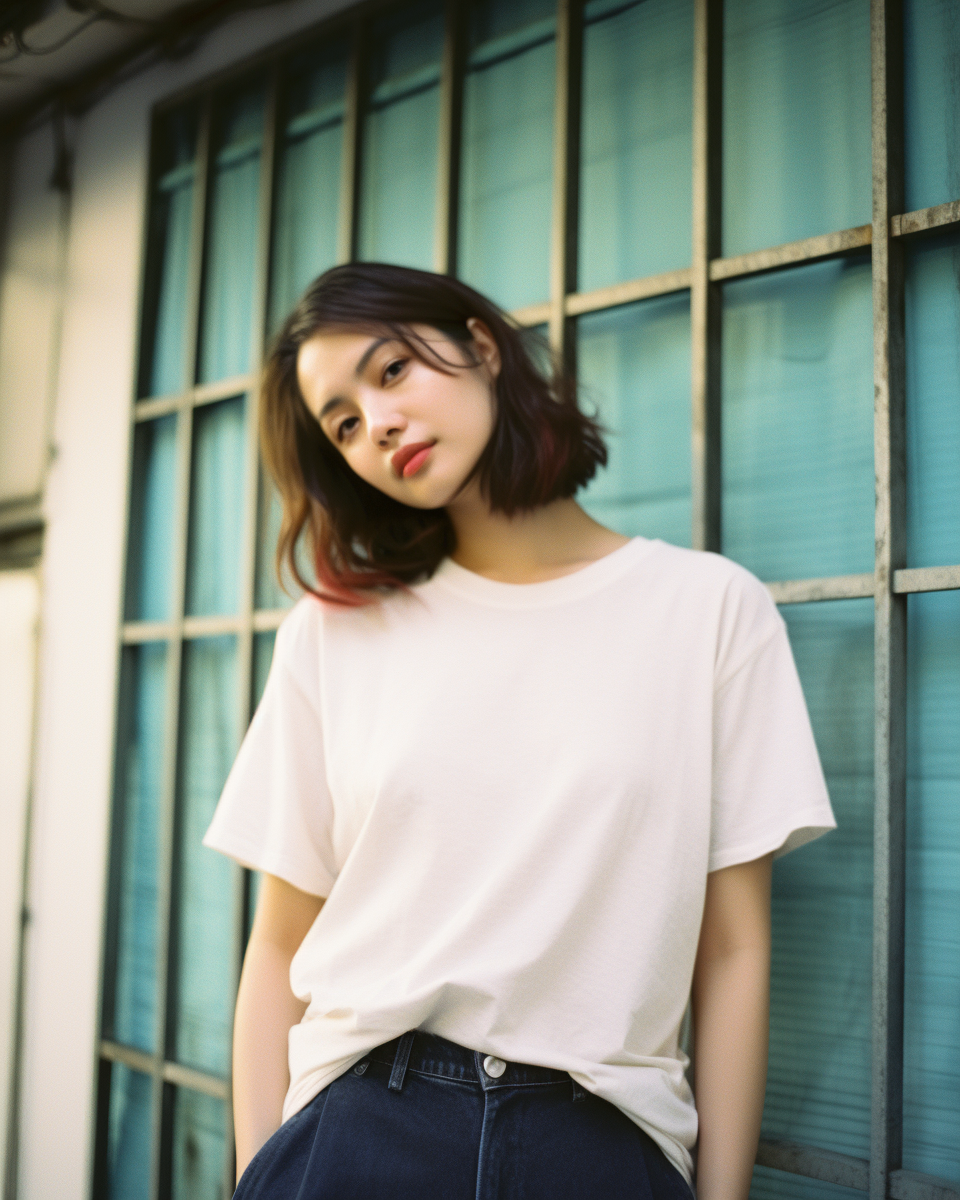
[296, 320, 500, 510]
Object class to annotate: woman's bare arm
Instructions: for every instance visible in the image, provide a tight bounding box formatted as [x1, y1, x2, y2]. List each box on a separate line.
[233, 873, 325, 1182]
[691, 852, 773, 1200]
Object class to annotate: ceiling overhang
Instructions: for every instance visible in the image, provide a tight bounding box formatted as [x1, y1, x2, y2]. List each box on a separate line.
[0, 0, 293, 133]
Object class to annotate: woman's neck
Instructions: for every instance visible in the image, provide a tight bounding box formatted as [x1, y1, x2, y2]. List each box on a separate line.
[445, 490, 631, 584]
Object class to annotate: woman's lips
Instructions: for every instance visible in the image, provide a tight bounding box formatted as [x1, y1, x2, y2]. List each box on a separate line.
[392, 441, 435, 478]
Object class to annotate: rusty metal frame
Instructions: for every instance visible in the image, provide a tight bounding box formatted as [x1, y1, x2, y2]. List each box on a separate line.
[690, 0, 722, 553]
[549, 0, 583, 365]
[871, 2, 908, 1198]
[435, 0, 466, 274]
[143, 89, 211, 1200]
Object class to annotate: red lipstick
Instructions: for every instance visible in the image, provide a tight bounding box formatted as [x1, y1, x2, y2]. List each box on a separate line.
[391, 441, 435, 478]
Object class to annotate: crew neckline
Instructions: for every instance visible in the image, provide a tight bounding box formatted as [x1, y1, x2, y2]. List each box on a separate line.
[428, 536, 661, 609]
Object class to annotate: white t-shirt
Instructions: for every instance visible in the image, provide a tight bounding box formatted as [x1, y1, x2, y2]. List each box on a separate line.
[203, 537, 836, 1183]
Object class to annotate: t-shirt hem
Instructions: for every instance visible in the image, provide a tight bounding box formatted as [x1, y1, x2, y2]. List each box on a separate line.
[707, 806, 837, 873]
[201, 827, 335, 898]
[626, 1117, 694, 1187]
[283, 1057, 367, 1123]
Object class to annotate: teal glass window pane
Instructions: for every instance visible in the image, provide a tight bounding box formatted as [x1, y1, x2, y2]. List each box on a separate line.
[269, 46, 347, 332]
[358, 2, 443, 270]
[246, 868, 262, 943]
[125, 415, 178, 622]
[579, 0, 693, 292]
[751, 1165, 868, 1200]
[905, 590, 960, 1183]
[521, 321, 553, 378]
[172, 1088, 228, 1200]
[722, 256, 874, 581]
[254, 480, 295, 612]
[174, 636, 240, 1077]
[905, 232, 960, 569]
[243, 633, 276, 937]
[106, 1064, 153, 1200]
[904, 0, 960, 214]
[141, 107, 198, 398]
[198, 84, 265, 384]
[253, 630, 276, 709]
[722, 0, 871, 257]
[763, 599, 874, 1157]
[105, 644, 167, 1052]
[576, 294, 691, 546]
[185, 396, 247, 617]
[459, 0, 555, 311]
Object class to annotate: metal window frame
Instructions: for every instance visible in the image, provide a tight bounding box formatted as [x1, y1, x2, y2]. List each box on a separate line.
[95, 0, 960, 1196]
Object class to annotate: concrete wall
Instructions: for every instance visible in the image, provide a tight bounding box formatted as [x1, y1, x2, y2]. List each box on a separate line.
[0, 2, 352, 1195]
[0, 124, 64, 515]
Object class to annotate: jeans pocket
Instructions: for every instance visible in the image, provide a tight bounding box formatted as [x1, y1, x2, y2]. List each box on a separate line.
[234, 1088, 329, 1199]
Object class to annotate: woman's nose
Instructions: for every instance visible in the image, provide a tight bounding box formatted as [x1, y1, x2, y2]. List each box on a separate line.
[366, 403, 407, 447]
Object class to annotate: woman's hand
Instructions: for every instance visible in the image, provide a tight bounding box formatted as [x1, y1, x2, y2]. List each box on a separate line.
[691, 852, 773, 1200]
[233, 873, 325, 1182]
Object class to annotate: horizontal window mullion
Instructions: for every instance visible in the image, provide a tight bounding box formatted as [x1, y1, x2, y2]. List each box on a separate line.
[99, 1042, 231, 1104]
[509, 301, 552, 327]
[757, 1137, 870, 1192]
[182, 614, 248, 638]
[191, 374, 255, 407]
[890, 1169, 960, 1200]
[133, 375, 254, 425]
[134, 394, 189, 424]
[101, 1040, 158, 1077]
[252, 608, 288, 632]
[893, 564, 960, 595]
[892, 199, 960, 240]
[122, 621, 177, 644]
[710, 225, 873, 283]
[162, 1059, 230, 1101]
[767, 574, 876, 606]
[566, 269, 692, 316]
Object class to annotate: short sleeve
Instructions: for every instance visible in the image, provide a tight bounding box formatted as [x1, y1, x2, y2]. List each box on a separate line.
[202, 599, 337, 897]
[708, 578, 837, 873]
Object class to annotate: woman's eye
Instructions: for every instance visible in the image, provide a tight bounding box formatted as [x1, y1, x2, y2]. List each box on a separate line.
[383, 358, 406, 382]
[336, 416, 359, 443]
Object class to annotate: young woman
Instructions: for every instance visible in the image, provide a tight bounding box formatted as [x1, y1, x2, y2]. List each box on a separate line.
[203, 262, 836, 1200]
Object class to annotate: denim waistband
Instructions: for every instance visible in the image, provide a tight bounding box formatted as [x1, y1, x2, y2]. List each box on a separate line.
[362, 1030, 584, 1093]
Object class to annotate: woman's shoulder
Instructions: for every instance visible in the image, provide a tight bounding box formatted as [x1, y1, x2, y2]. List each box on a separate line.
[641, 539, 775, 604]
[637, 542, 784, 672]
[269, 594, 328, 679]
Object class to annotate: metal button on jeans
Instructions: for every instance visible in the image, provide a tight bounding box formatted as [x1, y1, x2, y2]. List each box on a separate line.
[482, 1055, 506, 1078]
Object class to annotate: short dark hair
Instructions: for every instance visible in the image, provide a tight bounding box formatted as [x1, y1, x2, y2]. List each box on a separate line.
[260, 262, 608, 605]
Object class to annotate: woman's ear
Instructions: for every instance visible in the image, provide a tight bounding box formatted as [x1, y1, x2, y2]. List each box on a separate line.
[465, 317, 502, 381]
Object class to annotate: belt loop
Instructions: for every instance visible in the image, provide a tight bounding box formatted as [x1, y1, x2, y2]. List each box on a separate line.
[388, 1031, 416, 1092]
[571, 1076, 587, 1103]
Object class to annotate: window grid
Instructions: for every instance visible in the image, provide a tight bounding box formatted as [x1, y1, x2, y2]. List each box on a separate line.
[97, 0, 960, 1195]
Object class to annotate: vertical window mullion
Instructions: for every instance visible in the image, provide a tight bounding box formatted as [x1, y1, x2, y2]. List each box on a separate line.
[435, 0, 466, 275]
[870, 0, 907, 1197]
[549, 0, 582, 362]
[338, 22, 365, 265]
[690, 0, 722, 553]
[219, 65, 281, 1197]
[149, 92, 213, 1200]
[149, 400, 193, 1200]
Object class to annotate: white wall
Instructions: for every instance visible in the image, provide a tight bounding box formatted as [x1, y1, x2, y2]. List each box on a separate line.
[9, 2, 352, 1196]
[0, 570, 40, 1194]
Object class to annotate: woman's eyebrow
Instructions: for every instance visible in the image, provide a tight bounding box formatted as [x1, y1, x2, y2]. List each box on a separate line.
[353, 336, 390, 378]
[316, 338, 391, 422]
[317, 395, 345, 421]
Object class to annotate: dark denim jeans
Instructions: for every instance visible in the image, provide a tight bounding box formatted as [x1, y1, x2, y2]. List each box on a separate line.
[234, 1030, 696, 1200]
